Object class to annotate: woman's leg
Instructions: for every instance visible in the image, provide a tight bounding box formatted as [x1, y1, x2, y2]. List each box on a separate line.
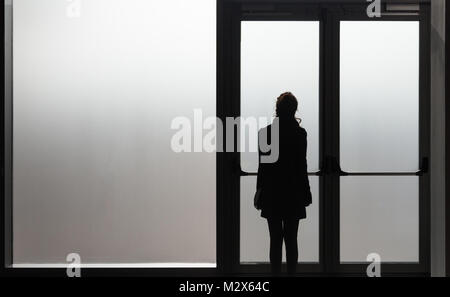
[267, 218, 283, 275]
[283, 218, 300, 275]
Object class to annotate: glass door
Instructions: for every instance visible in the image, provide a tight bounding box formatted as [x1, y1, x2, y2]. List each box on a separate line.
[336, 17, 429, 274]
[339, 21, 420, 262]
[239, 21, 321, 271]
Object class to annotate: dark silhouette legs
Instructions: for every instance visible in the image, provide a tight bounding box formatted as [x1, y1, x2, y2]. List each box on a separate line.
[283, 218, 299, 274]
[267, 218, 283, 274]
[267, 218, 300, 275]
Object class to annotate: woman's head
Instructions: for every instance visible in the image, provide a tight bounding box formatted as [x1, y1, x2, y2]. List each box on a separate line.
[276, 92, 298, 118]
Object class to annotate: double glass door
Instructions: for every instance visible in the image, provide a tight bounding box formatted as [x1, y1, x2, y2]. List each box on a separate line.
[220, 3, 430, 275]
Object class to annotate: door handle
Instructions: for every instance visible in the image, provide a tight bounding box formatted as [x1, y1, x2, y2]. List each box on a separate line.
[326, 156, 429, 176]
[415, 157, 429, 176]
[328, 156, 348, 176]
[315, 156, 336, 176]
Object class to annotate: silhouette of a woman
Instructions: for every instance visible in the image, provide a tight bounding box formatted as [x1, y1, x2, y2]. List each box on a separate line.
[256, 92, 312, 275]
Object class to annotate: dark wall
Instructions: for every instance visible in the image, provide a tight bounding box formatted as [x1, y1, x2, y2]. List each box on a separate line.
[446, 0, 450, 278]
[430, 0, 446, 277]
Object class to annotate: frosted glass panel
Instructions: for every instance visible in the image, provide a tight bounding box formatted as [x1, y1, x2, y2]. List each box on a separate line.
[13, 0, 215, 265]
[240, 177, 319, 263]
[241, 21, 320, 173]
[340, 177, 419, 262]
[340, 22, 419, 172]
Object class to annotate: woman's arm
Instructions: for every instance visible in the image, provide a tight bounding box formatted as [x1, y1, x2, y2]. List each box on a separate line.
[301, 130, 312, 206]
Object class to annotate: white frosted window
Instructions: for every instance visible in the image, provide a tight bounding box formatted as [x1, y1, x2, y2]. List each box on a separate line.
[340, 177, 419, 262]
[240, 177, 319, 263]
[13, 0, 215, 266]
[340, 21, 419, 172]
[240, 21, 320, 173]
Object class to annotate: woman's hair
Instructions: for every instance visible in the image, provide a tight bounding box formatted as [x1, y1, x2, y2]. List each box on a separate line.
[276, 92, 301, 123]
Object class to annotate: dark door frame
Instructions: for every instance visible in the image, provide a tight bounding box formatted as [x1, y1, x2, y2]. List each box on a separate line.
[218, 1, 431, 276]
[447, 0, 450, 278]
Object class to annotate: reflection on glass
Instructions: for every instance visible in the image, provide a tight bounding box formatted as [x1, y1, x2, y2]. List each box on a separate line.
[240, 21, 320, 173]
[240, 176, 319, 263]
[340, 21, 419, 172]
